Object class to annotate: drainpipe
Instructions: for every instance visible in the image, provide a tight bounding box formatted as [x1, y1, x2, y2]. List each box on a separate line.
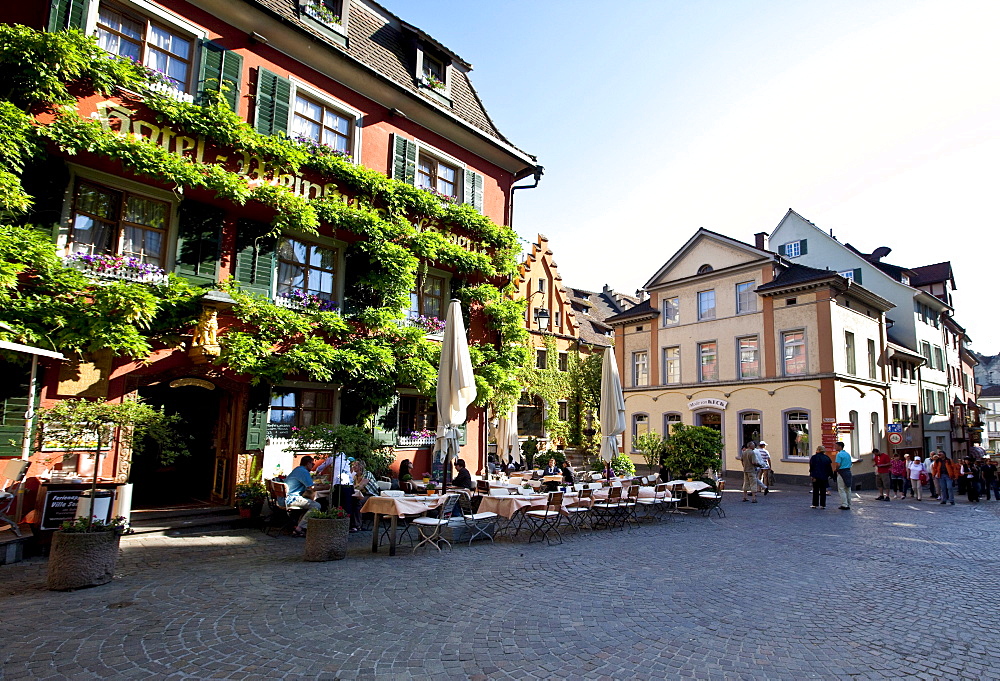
[507, 165, 544, 229]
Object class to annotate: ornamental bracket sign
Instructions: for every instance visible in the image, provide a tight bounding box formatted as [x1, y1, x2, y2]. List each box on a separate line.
[688, 398, 728, 411]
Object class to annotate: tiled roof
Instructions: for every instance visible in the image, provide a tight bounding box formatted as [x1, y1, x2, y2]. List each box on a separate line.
[605, 299, 657, 324]
[909, 261, 954, 287]
[755, 264, 840, 292]
[980, 385, 1000, 398]
[248, 0, 523, 150]
[844, 243, 911, 282]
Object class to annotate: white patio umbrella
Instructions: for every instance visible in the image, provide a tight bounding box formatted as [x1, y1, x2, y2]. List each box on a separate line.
[494, 404, 520, 464]
[436, 299, 478, 488]
[598, 346, 626, 462]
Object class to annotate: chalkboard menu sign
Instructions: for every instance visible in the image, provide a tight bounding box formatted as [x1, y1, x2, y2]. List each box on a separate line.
[40, 490, 84, 530]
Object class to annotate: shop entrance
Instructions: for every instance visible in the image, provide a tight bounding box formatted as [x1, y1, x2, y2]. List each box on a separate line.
[131, 382, 223, 508]
[698, 411, 723, 432]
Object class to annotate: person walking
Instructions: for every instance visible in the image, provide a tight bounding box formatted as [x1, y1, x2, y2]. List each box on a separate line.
[832, 442, 854, 510]
[924, 452, 939, 499]
[962, 457, 980, 503]
[873, 448, 891, 501]
[889, 453, 906, 500]
[933, 452, 959, 505]
[754, 441, 772, 495]
[981, 458, 999, 501]
[906, 456, 924, 501]
[809, 445, 833, 509]
[739, 441, 758, 503]
[901, 454, 914, 498]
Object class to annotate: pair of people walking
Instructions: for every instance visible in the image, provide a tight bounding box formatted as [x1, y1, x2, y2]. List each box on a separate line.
[738, 441, 771, 502]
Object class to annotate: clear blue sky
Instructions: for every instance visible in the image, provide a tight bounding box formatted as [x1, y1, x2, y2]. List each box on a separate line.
[383, 0, 999, 350]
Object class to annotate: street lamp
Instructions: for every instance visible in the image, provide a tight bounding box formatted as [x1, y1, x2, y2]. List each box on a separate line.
[534, 308, 550, 332]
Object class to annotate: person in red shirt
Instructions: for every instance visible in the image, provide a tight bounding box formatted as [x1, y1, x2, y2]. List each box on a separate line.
[873, 448, 891, 501]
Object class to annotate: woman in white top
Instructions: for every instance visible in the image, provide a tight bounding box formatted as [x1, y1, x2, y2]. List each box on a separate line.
[906, 456, 924, 501]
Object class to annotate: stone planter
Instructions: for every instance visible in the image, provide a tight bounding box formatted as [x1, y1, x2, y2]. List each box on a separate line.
[47, 530, 121, 591]
[303, 517, 350, 561]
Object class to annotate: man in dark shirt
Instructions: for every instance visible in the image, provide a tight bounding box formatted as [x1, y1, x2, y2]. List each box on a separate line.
[451, 458, 474, 490]
[809, 445, 834, 509]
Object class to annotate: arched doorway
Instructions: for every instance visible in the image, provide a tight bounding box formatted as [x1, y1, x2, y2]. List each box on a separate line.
[131, 380, 223, 508]
[697, 410, 723, 433]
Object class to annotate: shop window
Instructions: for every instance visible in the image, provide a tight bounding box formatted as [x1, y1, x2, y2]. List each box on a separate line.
[849, 410, 859, 457]
[663, 413, 681, 438]
[268, 389, 335, 437]
[69, 181, 169, 266]
[276, 237, 337, 304]
[97, 3, 194, 92]
[785, 410, 810, 459]
[740, 412, 761, 447]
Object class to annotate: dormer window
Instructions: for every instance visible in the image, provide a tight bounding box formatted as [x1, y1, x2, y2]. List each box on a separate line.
[422, 54, 446, 88]
[303, 1, 343, 28]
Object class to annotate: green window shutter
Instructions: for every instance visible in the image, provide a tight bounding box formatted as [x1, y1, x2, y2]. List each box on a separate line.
[198, 41, 243, 111]
[373, 394, 399, 447]
[799, 239, 808, 255]
[463, 169, 484, 212]
[245, 384, 272, 451]
[175, 200, 223, 285]
[234, 219, 276, 297]
[48, 0, 90, 31]
[853, 268, 863, 284]
[778, 243, 787, 256]
[0, 364, 41, 458]
[254, 69, 290, 137]
[391, 134, 417, 185]
[458, 422, 467, 446]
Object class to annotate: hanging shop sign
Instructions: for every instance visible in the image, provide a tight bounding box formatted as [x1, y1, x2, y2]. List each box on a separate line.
[688, 398, 727, 411]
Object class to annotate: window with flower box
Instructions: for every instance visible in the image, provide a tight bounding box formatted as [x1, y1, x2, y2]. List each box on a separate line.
[409, 274, 446, 322]
[391, 135, 484, 212]
[417, 155, 458, 200]
[398, 395, 437, 444]
[68, 181, 169, 277]
[96, 2, 194, 92]
[268, 389, 335, 438]
[276, 237, 338, 309]
[291, 92, 352, 156]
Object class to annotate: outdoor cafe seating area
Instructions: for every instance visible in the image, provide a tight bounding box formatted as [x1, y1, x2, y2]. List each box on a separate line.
[320, 470, 726, 556]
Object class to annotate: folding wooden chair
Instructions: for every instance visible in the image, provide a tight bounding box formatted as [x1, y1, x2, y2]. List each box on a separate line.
[525, 491, 564, 545]
[590, 486, 622, 530]
[456, 493, 498, 545]
[0, 460, 30, 537]
[412, 494, 456, 553]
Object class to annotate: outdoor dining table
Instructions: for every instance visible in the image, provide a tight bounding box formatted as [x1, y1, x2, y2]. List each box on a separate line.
[591, 485, 658, 500]
[478, 491, 592, 519]
[665, 480, 710, 509]
[361, 494, 450, 556]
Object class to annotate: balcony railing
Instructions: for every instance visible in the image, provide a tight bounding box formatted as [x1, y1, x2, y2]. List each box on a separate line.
[397, 433, 436, 449]
[394, 316, 446, 340]
[64, 256, 170, 286]
[274, 291, 339, 312]
[145, 81, 195, 104]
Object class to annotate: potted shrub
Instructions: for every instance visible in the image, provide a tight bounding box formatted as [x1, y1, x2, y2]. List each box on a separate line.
[661, 424, 723, 480]
[47, 515, 127, 591]
[303, 506, 350, 562]
[234, 481, 266, 518]
[425, 481, 438, 496]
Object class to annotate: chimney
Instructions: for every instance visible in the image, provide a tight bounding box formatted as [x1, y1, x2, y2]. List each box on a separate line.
[754, 232, 768, 251]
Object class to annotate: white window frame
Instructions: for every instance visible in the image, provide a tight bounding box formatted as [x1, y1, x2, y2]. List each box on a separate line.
[86, 0, 207, 97]
[838, 269, 856, 282]
[632, 351, 649, 387]
[735, 281, 756, 314]
[663, 346, 680, 385]
[415, 47, 452, 97]
[413, 140, 464, 200]
[697, 290, 716, 321]
[783, 409, 811, 461]
[662, 296, 679, 326]
[287, 77, 363, 163]
[784, 240, 802, 258]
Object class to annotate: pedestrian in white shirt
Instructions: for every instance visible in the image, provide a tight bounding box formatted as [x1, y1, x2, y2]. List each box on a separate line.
[754, 442, 772, 495]
[906, 456, 924, 501]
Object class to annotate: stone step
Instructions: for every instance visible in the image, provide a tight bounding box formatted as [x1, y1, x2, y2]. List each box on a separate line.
[128, 508, 248, 537]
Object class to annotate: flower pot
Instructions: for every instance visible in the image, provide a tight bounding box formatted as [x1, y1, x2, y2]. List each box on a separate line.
[303, 517, 350, 561]
[47, 530, 122, 591]
[426, 489, 436, 496]
[238, 507, 252, 519]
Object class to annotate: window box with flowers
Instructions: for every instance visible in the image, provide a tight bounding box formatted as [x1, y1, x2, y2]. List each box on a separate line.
[303, 2, 341, 28]
[398, 428, 436, 449]
[274, 288, 339, 312]
[64, 253, 169, 286]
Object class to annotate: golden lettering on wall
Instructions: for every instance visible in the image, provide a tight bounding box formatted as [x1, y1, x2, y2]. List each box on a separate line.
[57, 349, 112, 398]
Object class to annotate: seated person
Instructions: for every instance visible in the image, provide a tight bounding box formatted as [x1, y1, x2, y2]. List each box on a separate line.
[542, 457, 562, 491]
[348, 459, 378, 532]
[284, 456, 328, 537]
[397, 458, 415, 492]
[560, 460, 576, 484]
[451, 458, 474, 491]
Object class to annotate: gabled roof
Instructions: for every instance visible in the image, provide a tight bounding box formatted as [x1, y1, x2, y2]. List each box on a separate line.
[605, 299, 657, 325]
[910, 262, 956, 289]
[642, 227, 777, 289]
[754, 263, 837, 292]
[980, 385, 1000, 398]
[844, 243, 913, 283]
[247, 0, 531, 158]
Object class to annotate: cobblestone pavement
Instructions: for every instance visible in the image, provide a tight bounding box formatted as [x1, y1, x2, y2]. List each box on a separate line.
[3, 488, 1000, 680]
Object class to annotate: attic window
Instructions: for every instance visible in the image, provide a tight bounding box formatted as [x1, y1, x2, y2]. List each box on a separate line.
[697, 264, 713, 274]
[635, 325, 644, 332]
[302, 1, 348, 40]
[786, 298, 797, 306]
[420, 51, 448, 91]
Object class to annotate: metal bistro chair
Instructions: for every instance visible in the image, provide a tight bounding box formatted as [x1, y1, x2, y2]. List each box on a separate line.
[699, 488, 725, 518]
[475, 479, 491, 496]
[590, 486, 622, 530]
[636, 483, 670, 521]
[563, 487, 593, 533]
[622, 485, 641, 529]
[456, 493, 498, 545]
[412, 494, 456, 553]
[524, 491, 564, 545]
[263, 480, 305, 537]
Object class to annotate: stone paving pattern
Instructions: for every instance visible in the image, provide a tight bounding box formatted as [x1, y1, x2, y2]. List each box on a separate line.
[3, 488, 999, 680]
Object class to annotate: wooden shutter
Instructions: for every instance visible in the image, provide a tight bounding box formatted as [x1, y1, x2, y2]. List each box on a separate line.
[458, 422, 467, 446]
[48, 0, 90, 31]
[463, 169, 484, 212]
[0, 363, 40, 458]
[198, 41, 244, 111]
[254, 69, 290, 137]
[852, 268, 863, 284]
[391, 134, 417, 185]
[372, 394, 399, 447]
[175, 200, 223, 285]
[234, 219, 276, 297]
[799, 239, 808, 255]
[244, 384, 271, 451]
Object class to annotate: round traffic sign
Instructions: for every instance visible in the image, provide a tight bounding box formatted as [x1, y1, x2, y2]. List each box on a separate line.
[888, 432, 903, 445]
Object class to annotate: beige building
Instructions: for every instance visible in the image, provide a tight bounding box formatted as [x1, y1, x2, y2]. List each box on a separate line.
[606, 229, 895, 485]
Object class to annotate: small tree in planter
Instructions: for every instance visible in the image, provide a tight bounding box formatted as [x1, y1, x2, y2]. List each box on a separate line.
[661, 424, 722, 481]
[40, 398, 185, 591]
[303, 506, 350, 561]
[286, 423, 393, 477]
[634, 432, 668, 475]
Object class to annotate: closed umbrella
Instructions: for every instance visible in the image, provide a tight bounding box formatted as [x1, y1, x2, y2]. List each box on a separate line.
[436, 299, 478, 489]
[495, 404, 520, 464]
[599, 346, 625, 462]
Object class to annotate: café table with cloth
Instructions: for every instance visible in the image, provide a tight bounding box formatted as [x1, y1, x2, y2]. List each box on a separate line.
[592, 486, 659, 500]
[665, 480, 709, 509]
[361, 494, 451, 556]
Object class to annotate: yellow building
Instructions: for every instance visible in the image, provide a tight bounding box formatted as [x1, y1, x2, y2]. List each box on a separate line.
[606, 229, 895, 485]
